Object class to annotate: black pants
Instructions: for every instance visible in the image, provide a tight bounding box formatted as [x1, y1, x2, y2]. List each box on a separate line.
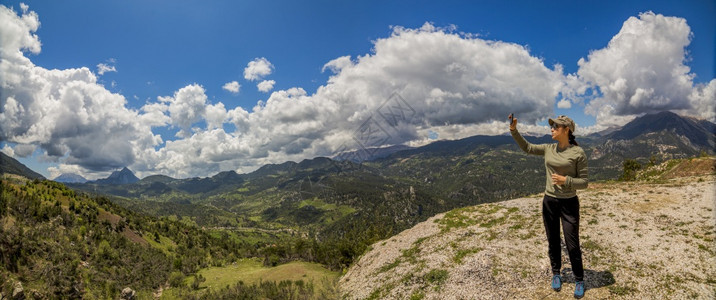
[543, 195, 584, 281]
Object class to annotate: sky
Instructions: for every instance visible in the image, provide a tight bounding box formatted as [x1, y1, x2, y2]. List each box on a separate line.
[0, 0, 714, 180]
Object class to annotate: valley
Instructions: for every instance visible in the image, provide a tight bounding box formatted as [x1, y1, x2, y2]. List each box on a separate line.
[1, 111, 714, 299]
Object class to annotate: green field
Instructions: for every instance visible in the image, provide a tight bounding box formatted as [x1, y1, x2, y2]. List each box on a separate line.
[161, 259, 340, 298]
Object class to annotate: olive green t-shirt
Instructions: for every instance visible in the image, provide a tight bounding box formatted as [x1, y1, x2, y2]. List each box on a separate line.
[510, 129, 588, 198]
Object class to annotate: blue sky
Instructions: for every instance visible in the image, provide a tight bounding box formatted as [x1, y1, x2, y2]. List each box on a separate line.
[1, 0, 714, 179]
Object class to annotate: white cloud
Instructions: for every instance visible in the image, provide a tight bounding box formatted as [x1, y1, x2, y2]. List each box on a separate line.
[157, 84, 208, 137]
[0, 4, 40, 61]
[322, 55, 353, 73]
[577, 11, 716, 125]
[227, 106, 250, 133]
[1, 144, 14, 157]
[0, 7, 567, 179]
[683, 79, 716, 121]
[257, 80, 275, 92]
[50, 20, 565, 178]
[173, 23, 564, 175]
[47, 164, 83, 180]
[12, 143, 35, 157]
[6, 6, 713, 180]
[557, 99, 572, 109]
[0, 4, 162, 173]
[205, 102, 228, 130]
[222, 80, 240, 94]
[314, 23, 561, 131]
[243, 57, 273, 81]
[96, 62, 116, 75]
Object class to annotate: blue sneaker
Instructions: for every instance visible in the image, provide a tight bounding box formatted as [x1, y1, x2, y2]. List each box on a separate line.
[574, 280, 585, 298]
[551, 275, 562, 291]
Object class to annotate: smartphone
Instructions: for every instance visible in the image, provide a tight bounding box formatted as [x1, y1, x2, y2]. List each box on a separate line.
[508, 113, 514, 123]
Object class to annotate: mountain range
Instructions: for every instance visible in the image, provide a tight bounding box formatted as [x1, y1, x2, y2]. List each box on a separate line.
[0, 152, 45, 180]
[40, 111, 709, 270]
[1, 110, 714, 291]
[4, 112, 713, 212]
[38, 111, 711, 188]
[1, 111, 712, 299]
[3, 111, 715, 228]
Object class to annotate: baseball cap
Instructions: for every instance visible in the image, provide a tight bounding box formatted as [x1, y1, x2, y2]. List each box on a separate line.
[548, 115, 575, 133]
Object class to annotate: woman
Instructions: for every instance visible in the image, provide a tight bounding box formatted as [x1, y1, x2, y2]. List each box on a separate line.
[509, 115, 588, 299]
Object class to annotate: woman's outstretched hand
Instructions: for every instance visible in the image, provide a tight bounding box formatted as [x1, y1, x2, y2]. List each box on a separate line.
[509, 114, 517, 131]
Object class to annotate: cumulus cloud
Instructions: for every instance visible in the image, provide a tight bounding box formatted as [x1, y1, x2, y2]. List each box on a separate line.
[157, 84, 208, 137]
[313, 23, 561, 132]
[205, 102, 228, 130]
[322, 55, 353, 73]
[0, 4, 40, 60]
[257, 80, 275, 92]
[577, 11, 715, 126]
[12, 143, 35, 157]
[96, 62, 116, 75]
[243, 57, 273, 81]
[1, 144, 14, 157]
[222, 80, 240, 93]
[172, 22, 564, 176]
[1, 9, 568, 178]
[6, 5, 712, 180]
[557, 99, 572, 109]
[0, 5, 162, 173]
[683, 80, 716, 121]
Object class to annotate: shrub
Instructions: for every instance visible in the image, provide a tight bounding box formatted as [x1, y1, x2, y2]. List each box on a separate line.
[619, 159, 641, 181]
[169, 271, 185, 288]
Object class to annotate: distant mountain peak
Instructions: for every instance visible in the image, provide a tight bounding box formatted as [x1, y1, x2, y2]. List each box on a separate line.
[603, 111, 715, 149]
[53, 173, 87, 184]
[95, 167, 139, 185]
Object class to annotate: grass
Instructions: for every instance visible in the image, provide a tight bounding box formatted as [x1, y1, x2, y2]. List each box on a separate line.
[608, 283, 637, 295]
[378, 258, 402, 273]
[437, 204, 519, 232]
[366, 281, 397, 300]
[480, 216, 506, 228]
[204, 259, 337, 287]
[161, 258, 339, 298]
[410, 291, 425, 300]
[424, 269, 448, 285]
[437, 209, 480, 232]
[298, 197, 356, 224]
[452, 247, 482, 264]
[143, 233, 177, 255]
[402, 246, 421, 264]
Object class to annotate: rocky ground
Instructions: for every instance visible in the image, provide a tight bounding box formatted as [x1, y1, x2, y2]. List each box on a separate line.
[340, 158, 715, 299]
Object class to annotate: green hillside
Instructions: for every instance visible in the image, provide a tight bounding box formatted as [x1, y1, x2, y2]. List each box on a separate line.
[0, 176, 337, 299]
[0, 152, 44, 180]
[73, 152, 549, 273]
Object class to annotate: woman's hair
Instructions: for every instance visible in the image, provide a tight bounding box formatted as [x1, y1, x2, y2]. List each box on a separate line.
[568, 130, 579, 146]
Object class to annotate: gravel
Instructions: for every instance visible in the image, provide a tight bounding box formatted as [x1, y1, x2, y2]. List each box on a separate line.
[340, 175, 716, 299]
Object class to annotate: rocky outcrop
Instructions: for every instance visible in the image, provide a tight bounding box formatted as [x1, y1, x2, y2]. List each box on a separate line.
[11, 282, 23, 300]
[120, 287, 135, 300]
[341, 172, 716, 299]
